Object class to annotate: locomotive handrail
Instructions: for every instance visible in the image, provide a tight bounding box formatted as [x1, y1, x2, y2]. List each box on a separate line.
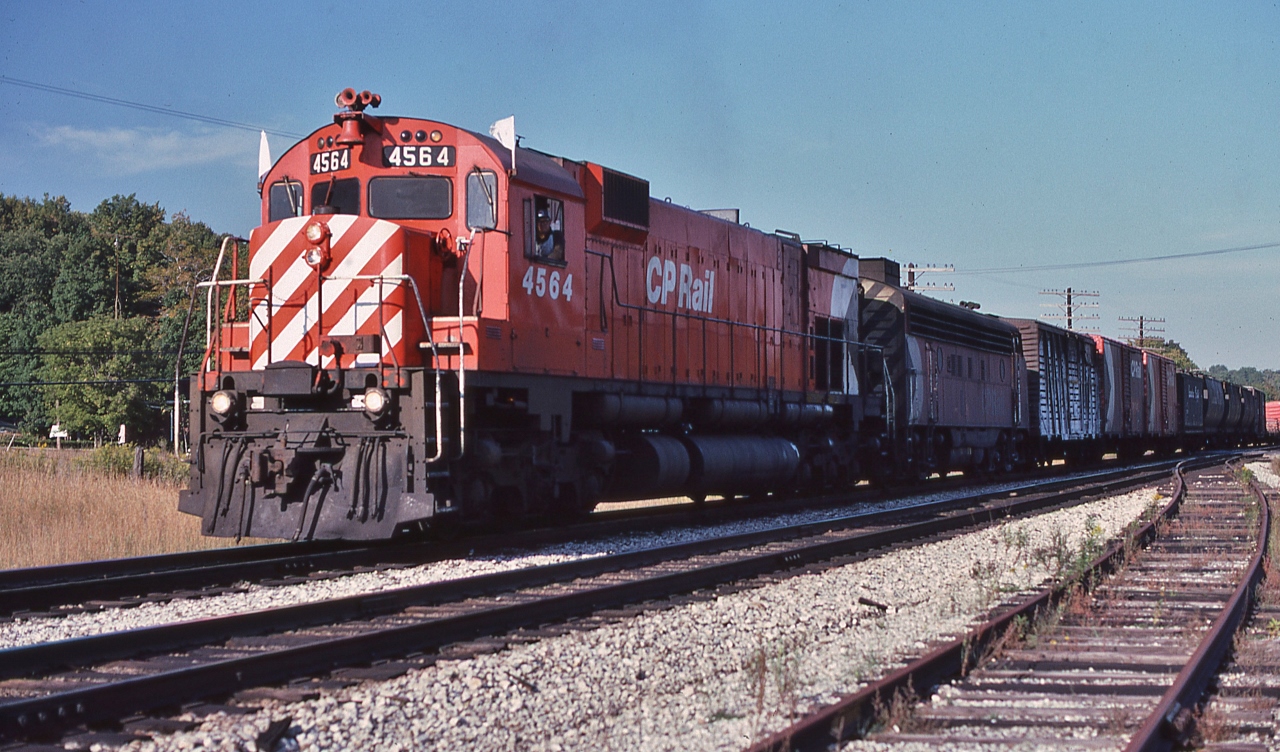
[320, 272, 449, 465]
[199, 235, 253, 374]
[195, 276, 269, 373]
[452, 230, 479, 459]
[199, 278, 268, 287]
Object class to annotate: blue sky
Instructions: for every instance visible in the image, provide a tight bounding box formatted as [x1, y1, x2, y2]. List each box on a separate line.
[2, 1, 1278, 368]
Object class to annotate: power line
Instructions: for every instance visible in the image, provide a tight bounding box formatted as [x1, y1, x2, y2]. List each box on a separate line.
[0, 75, 304, 139]
[954, 241, 1280, 275]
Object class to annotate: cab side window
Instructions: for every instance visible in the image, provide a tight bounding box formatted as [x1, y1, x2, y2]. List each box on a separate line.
[524, 195, 564, 263]
[269, 181, 303, 222]
[310, 177, 360, 215]
[466, 171, 498, 230]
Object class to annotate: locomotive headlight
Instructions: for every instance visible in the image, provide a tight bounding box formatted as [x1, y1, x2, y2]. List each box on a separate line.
[210, 390, 239, 418]
[363, 387, 389, 417]
[304, 221, 328, 244]
[305, 247, 325, 266]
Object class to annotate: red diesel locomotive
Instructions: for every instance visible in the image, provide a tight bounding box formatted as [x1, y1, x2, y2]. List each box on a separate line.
[181, 90, 878, 540]
[181, 90, 1265, 541]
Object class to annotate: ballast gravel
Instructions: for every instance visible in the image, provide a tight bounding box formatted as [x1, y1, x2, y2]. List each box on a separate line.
[1246, 459, 1280, 489]
[0, 469, 1138, 649]
[112, 485, 1161, 752]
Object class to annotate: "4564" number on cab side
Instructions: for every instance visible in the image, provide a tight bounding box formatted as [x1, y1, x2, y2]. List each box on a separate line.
[522, 266, 573, 301]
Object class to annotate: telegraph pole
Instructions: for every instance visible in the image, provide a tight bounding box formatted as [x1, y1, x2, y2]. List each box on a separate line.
[1118, 315, 1165, 348]
[903, 262, 955, 292]
[1040, 287, 1100, 331]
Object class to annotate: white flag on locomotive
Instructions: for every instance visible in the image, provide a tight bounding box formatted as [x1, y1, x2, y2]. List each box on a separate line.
[257, 131, 272, 183]
[489, 115, 516, 173]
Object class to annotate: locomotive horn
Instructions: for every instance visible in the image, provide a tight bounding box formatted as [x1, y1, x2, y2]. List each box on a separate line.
[335, 88, 358, 108]
[334, 87, 380, 144]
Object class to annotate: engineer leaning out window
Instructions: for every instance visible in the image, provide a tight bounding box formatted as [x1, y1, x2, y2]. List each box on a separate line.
[525, 195, 564, 262]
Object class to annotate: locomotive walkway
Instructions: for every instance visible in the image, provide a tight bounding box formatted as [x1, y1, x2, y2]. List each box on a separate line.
[0, 459, 1213, 745]
[751, 461, 1273, 751]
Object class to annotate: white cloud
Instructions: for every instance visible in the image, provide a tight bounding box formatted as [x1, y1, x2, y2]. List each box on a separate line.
[37, 125, 252, 174]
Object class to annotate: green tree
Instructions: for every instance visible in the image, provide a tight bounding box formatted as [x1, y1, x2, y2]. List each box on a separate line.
[88, 194, 168, 320]
[0, 225, 63, 430]
[0, 194, 87, 238]
[37, 317, 168, 440]
[142, 212, 222, 377]
[1205, 364, 1279, 400]
[50, 232, 117, 323]
[0, 193, 225, 437]
[1135, 337, 1198, 372]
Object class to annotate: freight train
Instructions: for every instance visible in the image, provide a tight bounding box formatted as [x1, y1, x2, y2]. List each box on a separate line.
[179, 89, 1267, 541]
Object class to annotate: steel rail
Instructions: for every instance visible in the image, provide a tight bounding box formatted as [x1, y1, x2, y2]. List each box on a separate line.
[0, 460, 1181, 680]
[745, 456, 1228, 752]
[0, 458, 1204, 742]
[0, 540, 374, 617]
[1123, 472, 1272, 751]
[0, 540, 339, 591]
[0, 454, 1218, 619]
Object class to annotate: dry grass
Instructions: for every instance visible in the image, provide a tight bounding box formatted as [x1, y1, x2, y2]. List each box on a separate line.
[0, 449, 257, 570]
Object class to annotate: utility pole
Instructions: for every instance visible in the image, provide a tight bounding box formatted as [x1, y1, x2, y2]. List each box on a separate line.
[1118, 315, 1165, 348]
[1040, 287, 1100, 331]
[903, 262, 955, 293]
[113, 236, 121, 320]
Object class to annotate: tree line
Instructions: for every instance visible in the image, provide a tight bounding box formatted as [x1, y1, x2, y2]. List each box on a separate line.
[0, 193, 222, 443]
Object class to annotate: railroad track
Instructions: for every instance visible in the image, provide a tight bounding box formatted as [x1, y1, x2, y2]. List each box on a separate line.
[0, 457, 1219, 745]
[751, 459, 1273, 752]
[1191, 483, 1280, 751]
[0, 455, 1218, 622]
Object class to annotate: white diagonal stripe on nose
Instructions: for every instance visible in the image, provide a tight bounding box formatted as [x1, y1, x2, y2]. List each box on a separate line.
[268, 292, 320, 365]
[250, 215, 360, 369]
[348, 256, 406, 332]
[249, 217, 308, 280]
[383, 309, 403, 349]
[321, 220, 400, 316]
[268, 214, 358, 306]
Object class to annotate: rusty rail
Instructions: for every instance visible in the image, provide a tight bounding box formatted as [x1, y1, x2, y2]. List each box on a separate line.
[746, 459, 1204, 752]
[1123, 471, 1272, 752]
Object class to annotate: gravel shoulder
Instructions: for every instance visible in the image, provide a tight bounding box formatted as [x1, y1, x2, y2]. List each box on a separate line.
[114, 485, 1162, 752]
[1246, 459, 1279, 488]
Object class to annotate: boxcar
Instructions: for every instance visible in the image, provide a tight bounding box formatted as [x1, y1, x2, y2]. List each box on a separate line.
[1002, 318, 1101, 464]
[1143, 350, 1179, 454]
[1090, 335, 1145, 458]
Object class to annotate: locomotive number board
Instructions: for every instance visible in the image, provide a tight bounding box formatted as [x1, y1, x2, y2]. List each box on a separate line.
[383, 145, 454, 168]
[311, 149, 351, 174]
